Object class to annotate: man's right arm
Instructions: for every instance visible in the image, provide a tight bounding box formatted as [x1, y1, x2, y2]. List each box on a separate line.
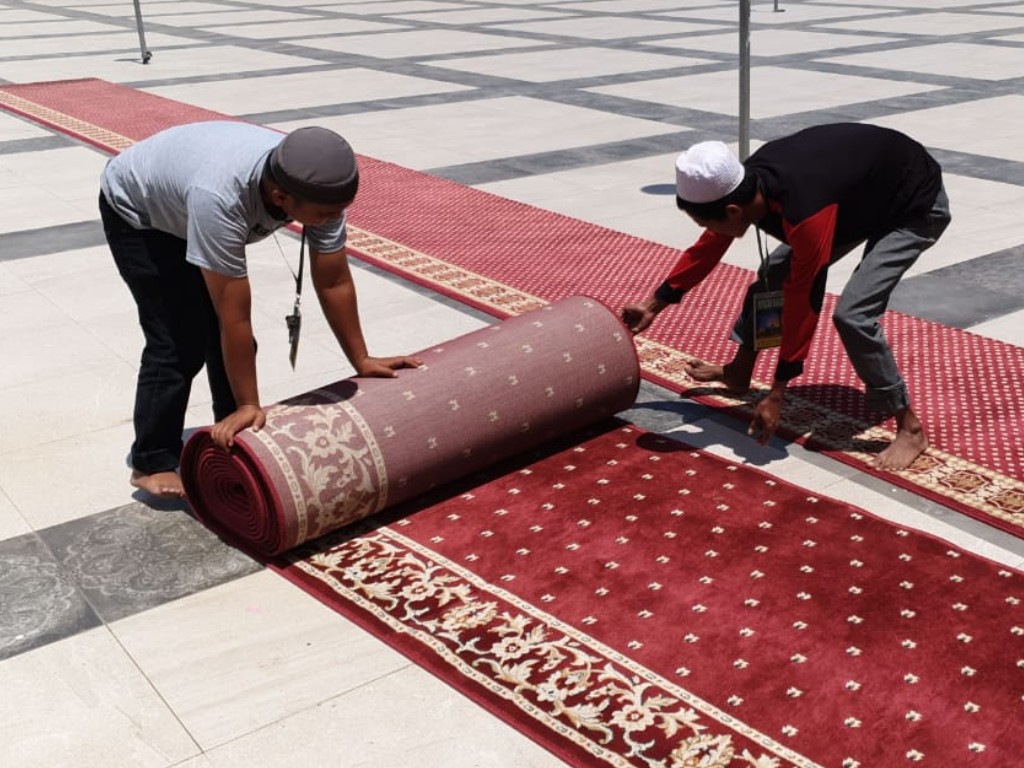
[622, 229, 733, 333]
[201, 269, 264, 448]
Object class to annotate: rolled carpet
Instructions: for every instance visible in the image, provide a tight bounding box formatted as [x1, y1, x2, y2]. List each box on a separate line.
[181, 295, 640, 555]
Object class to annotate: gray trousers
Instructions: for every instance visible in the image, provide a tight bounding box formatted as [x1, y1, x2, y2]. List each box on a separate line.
[732, 186, 951, 413]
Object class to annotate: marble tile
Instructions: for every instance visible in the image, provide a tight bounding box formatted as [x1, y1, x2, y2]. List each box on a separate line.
[966, 306, 1024, 346]
[110, 569, 412, 749]
[820, 42, 1024, 81]
[395, 7, 568, 24]
[152, 9, 318, 26]
[0, 628, 199, 766]
[0, 533, 100, 660]
[0, 31, 197, 56]
[82, 1, 238, 16]
[311, 0, 465, 13]
[587, 66, 943, 119]
[664, 3, 887, 24]
[822, 0, 988, 6]
[551, 0, 708, 12]
[0, 292, 122, 389]
[41, 502, 262, 623]
[0, 46, 325, 85]
[494, 15, 726, 40]
[0, 112, 49, 141]
[0, 488, 30, 541]
[0, 362, 137, 455]
[144, 68, 470, 115]
[650, 29, 899, 56]
[866, 95, 1024, 164]
[432, 45, 707, 82]
[0, 422, 145, 530]
[204, 17, 400, 39]
[821, 10, 1024, 34]
[183, 664, 566, 767]
[288, 28, 547, 58]
[270, 96, 679, 169]
[0, 8, 66, 22]
[0, 185, 95, 232]
[0, 19, 122, 37]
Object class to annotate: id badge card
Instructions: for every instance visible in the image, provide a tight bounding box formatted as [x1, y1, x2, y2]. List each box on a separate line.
[752, 290, 783, 350]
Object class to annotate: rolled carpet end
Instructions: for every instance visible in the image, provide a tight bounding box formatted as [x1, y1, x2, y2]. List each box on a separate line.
[181, 430, 295, 556]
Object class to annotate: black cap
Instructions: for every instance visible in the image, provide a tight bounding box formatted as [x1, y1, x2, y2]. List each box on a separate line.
[267, 127, 359, 206]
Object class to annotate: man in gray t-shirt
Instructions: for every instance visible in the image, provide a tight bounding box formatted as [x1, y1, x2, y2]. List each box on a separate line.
[100, 121, 421, 499]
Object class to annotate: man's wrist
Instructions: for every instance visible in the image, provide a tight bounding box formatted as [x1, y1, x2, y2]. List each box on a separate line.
[646, 297, 669, 314]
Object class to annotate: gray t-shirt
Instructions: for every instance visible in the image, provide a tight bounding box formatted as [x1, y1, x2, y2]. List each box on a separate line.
[100, 120, 347, 278]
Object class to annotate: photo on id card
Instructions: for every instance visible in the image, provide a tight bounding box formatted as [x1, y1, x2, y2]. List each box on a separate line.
[753, 290, 783, 350]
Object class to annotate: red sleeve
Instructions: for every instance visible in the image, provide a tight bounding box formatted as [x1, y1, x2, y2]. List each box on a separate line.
[778, 203, 837, 375]
[664, 229, 733, 292]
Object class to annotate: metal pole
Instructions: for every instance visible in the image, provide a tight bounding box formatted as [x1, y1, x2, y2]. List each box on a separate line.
[739, 0, 750, 159]
[132, 0, 153, 64]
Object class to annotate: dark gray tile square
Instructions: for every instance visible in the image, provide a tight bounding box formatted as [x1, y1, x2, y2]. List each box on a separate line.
[0, 534, 100, 661]
[39, 502, 262, 624]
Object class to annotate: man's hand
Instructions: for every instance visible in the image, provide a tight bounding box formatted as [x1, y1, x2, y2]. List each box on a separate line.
[355, 355, 423, 378]
[621, 298, 667, 334]
[210, 404, 266, 450]
[748, 383, 786, 445]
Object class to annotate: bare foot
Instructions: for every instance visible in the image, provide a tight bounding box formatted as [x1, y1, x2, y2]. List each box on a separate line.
[130, 469, 185, 499]
[874, 407, 928, 471]
[683, 347, 757, 394]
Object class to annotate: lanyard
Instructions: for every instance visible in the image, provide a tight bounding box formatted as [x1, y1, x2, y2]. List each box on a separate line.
[274, 229, 305, 369]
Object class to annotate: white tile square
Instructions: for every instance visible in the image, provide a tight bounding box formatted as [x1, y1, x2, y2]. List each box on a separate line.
[495, 15, 726, 40]
[432, 46, 707, 82]
[395, 7, 567, 24]
[0, 46, 324, 84]
[866, 95, 1024, 164]
[140, 9, 314, 25]
[0, 630, 199, 768]
[0, 19, 123, 37]
[287, 28, 547, 58]
[311, 0, 464, 13]
[822, 11, 1024, 34]
[551, 0, 713, 12]
[81, 1, 231, 16]
[0, 31, 195, 57]
[820, 42, 1024, 81]
[0, 112, 49, 141]
[270, 96, 679, 169]
[968, 308, 1024, 347]
[587, 66, 943, 119]
[207, 17, 400, 39]
[111, 570, 410, 749]
[186, 664, 562, 768]
[650, 28, 899, 56]
[662, 3, 886, 24]
[0, 488, 30, 541]
[144, 68, 470, 116]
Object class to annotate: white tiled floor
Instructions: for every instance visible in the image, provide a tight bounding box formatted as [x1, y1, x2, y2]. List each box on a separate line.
[3, 1, 1024, 766]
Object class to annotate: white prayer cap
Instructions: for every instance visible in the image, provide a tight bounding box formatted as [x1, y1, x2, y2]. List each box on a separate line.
[674, 141, 744, 204]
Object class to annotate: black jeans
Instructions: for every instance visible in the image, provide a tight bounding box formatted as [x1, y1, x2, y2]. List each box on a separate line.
[100, 193, 236, 474]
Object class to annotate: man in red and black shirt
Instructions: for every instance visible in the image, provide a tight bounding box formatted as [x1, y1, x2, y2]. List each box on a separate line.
[623, 123, 950, 471]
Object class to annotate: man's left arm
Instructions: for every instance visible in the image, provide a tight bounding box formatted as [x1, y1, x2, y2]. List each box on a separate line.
[749, 205, 837, 444]
[309, 247, 422, 376]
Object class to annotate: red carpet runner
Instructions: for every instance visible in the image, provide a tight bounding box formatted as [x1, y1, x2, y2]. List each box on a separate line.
[277, 422, 1024, 767]
[2, 78, 1021, 537]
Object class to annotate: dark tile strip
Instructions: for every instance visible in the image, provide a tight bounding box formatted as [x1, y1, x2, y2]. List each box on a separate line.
[0, 502, 262, 661]
[0, 220, 107, 262]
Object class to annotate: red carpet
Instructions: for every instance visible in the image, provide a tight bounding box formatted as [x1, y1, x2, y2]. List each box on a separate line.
[180, 297, 639, 555]
[3, 78, 1022, 537]
[277, 422, 1024, 767]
